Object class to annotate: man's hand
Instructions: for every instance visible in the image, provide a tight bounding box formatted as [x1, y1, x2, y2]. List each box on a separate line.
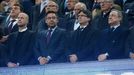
[69, 54, 78, 63]
[98, 54, 107, 61]
[39, 57, 48, 65]
[7, 62, 18, 67]
[130, 52, 134, 59]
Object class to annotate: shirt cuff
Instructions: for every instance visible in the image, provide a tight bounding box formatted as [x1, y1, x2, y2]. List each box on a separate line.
[47, 56, 52, 61]
[38, 56, 42, 61]
[105, 52, 109, 56]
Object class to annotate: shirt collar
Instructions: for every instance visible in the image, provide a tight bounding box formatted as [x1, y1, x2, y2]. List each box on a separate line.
[111, 24, 120, 29]
[80, 24, 88, 29]
[48, 26, 57, 31]
[9, 18, 18, 22]
[19, 27, 27, 32]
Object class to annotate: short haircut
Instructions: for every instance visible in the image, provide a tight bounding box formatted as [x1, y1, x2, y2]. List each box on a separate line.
[78, 10, 92, 18]
[13, 3, 24, 12]
[111, 9, 123, 20]
[75, 2, 87, 10]
[45, 11, 58, 18]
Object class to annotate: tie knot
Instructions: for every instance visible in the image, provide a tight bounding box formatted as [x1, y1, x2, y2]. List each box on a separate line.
[49, 29, 52, 31]
[11, 20, 16, 22]
[110, 27, 115, 31]
[79, 27, 84, 31]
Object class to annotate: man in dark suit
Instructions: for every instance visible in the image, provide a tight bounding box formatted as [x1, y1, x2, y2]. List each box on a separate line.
[64, 0, 79, 20]
[92, 0, 114, 31]
[2, 4, 23, 36]
[34, 11, 66, 65]
[7, 12, 36, 67]
[31, 0, 48, 31]
[97, 9, 129, 61]
[67, 10, 99, 63]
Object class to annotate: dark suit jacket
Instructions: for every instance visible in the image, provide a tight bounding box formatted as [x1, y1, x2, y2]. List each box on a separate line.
[31, 4, 46, 31]
[66, 19, 75, 31]
[2, 17, 18, 35]
[7, 30, 37, 65]
[125, 27, 134, 57]
[92, 9, 112, 31]
[97, 25, 129, 59]
[0, 43, 7, 67]
[67, 23, 99, 61]
[34, 27, 66, 63]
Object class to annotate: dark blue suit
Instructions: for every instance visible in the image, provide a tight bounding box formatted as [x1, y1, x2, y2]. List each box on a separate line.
[66, 19, 76, 31]
[34, 27, 66, 63]
[0, 43, 7, 67]
[7, 30, 37, 65]
[68, 23, 99, 61]
[31, 4, 46, 31]
[97, 25, 129, 59]
[2, 17, 18, 35]
[125, 27, 134, 57]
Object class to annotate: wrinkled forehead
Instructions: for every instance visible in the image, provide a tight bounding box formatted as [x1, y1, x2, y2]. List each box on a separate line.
[101, 0, 113, 2]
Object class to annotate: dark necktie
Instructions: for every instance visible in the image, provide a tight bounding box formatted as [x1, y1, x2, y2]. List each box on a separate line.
[8, 20, 16, 32]
[46, 29, 52, 44]
[70, 11, 73, 18]
[79, 27, 84, 31]
[110, 27, 115, 32]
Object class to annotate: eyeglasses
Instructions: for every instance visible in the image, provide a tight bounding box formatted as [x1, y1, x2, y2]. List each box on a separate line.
[78, 15, 87, 17]
[46, 17, 57, 19]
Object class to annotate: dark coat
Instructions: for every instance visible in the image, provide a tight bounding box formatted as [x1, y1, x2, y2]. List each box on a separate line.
[68, 23, 99, 61]
[7, 30, 37, 65]
[34, 27, 66, 63]
[97, 25, 129, 59]
[0, 43, 7, 67]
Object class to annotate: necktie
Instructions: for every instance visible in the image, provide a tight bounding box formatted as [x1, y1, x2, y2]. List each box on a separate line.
[8, 20, 16, 33]
[70, 11, 73, 18]
[110, 27, 115, 32]
[46, 29, 52, 44]
[79, 27, 84, 31]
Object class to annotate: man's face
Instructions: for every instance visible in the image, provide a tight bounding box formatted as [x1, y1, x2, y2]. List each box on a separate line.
[74, 5, 82, 16]
[10, 6, 21, 17]
[67, 0, 77, 10]
[45, 1, 58, 13]
[45, 13, 58, 27]
[100, 0, 112, 12]
[17, 13, 28, 27]
[78, 12, 90, 25]
[108, 11, 121, 26]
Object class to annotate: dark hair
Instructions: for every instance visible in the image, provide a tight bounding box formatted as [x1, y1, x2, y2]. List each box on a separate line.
[45, 11, 58, 18]
[13, 3, 24, 12]
[78, 9, 92, 19]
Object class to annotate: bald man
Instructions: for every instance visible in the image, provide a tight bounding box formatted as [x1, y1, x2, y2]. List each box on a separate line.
[7, 12, 36, 67]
